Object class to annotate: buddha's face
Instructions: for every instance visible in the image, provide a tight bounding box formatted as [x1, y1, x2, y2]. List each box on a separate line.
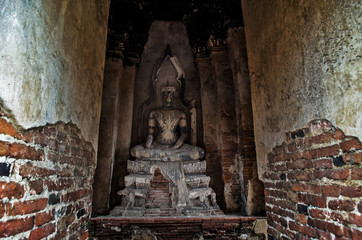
[162, 89, 175, 108]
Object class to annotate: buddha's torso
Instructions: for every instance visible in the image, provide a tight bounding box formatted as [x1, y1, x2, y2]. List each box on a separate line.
[151, 109, 184, 148]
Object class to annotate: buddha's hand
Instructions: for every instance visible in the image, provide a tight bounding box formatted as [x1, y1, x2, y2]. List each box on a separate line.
[171, 139, 183, 150]
[146, 135, 153, 149]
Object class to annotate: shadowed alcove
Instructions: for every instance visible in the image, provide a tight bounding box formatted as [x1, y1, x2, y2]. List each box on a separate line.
[92, 0, 263, 218]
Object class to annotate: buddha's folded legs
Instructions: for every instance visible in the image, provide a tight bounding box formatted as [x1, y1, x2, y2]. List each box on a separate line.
[131, 144, 205, 161]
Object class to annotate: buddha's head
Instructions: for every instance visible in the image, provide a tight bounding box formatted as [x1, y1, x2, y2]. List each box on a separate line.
[161, 85, 176, 108]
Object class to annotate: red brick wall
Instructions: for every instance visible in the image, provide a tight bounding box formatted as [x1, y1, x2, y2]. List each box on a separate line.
[204, 131, 225, 210]
[145, 169, 172, 209]
[211, 51, 241, 213]
[240, 128, 257, 196]
[219, 121, 241, 213]
[143, 169, 185, 216]
[265, 119, 361, 239]
[0, 108, 95, 239]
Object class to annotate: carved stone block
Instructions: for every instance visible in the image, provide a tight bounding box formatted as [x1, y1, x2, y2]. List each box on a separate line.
[113, 158, 221, 216]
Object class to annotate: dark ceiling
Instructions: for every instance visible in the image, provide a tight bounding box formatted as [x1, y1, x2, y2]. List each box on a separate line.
[107, 0, 244, 64]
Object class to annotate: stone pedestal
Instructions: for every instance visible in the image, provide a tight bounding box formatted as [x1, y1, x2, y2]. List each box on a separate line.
[111, 158, 222, 216]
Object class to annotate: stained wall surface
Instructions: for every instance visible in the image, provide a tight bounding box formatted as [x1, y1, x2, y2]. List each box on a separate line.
[0, 0, 110, 148]
[242, 0, 362, 179]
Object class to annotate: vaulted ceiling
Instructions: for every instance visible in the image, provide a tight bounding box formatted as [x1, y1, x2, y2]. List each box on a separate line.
[106, 0, 244, 65]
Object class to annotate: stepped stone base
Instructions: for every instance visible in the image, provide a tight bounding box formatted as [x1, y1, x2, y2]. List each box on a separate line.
[115, 159, 222, 217]
[110, 206, 223, 217]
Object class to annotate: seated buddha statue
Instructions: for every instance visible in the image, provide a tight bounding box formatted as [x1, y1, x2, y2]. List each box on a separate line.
[131, 85, 204, 161]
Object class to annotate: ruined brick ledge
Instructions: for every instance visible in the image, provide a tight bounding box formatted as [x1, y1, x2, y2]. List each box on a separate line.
[91, 215, 264, 222]
[90, 215, 266, 239]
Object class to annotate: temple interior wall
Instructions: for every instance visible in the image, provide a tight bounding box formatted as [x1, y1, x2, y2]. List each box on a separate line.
[0, 0, 360, 238]
[0, 1, 109, 238]
[111, 66, 137, 209]
[242, 0, 361, 238]
[92, 57, 123, 215]
[242, 0, 362, 181]
[92, 58, 137, 215]
[226, 27, 262, 216]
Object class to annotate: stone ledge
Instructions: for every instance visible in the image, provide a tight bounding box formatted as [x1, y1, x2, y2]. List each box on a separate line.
[90, 215, 266, 239]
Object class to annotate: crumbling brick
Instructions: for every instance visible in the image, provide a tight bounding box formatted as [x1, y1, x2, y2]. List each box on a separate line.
[0, 110, 96, 239]
[264, 120, 361, 239]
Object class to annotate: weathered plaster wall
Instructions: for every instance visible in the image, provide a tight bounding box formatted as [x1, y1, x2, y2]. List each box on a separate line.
[242, 0, 362, 179]
[0, 0, 110, 148]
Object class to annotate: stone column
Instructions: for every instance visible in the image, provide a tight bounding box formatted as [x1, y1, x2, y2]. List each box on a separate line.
[195, 55, 225, 209]
[190, 100, 197, 146]
[110, 65, 136, 208]
[209, 43, 241, 213]
[226, 27, 261, 215]
[93, 56, 123, 215]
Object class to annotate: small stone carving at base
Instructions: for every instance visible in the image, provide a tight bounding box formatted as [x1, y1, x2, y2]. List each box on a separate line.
[112, 160, 222, 217]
